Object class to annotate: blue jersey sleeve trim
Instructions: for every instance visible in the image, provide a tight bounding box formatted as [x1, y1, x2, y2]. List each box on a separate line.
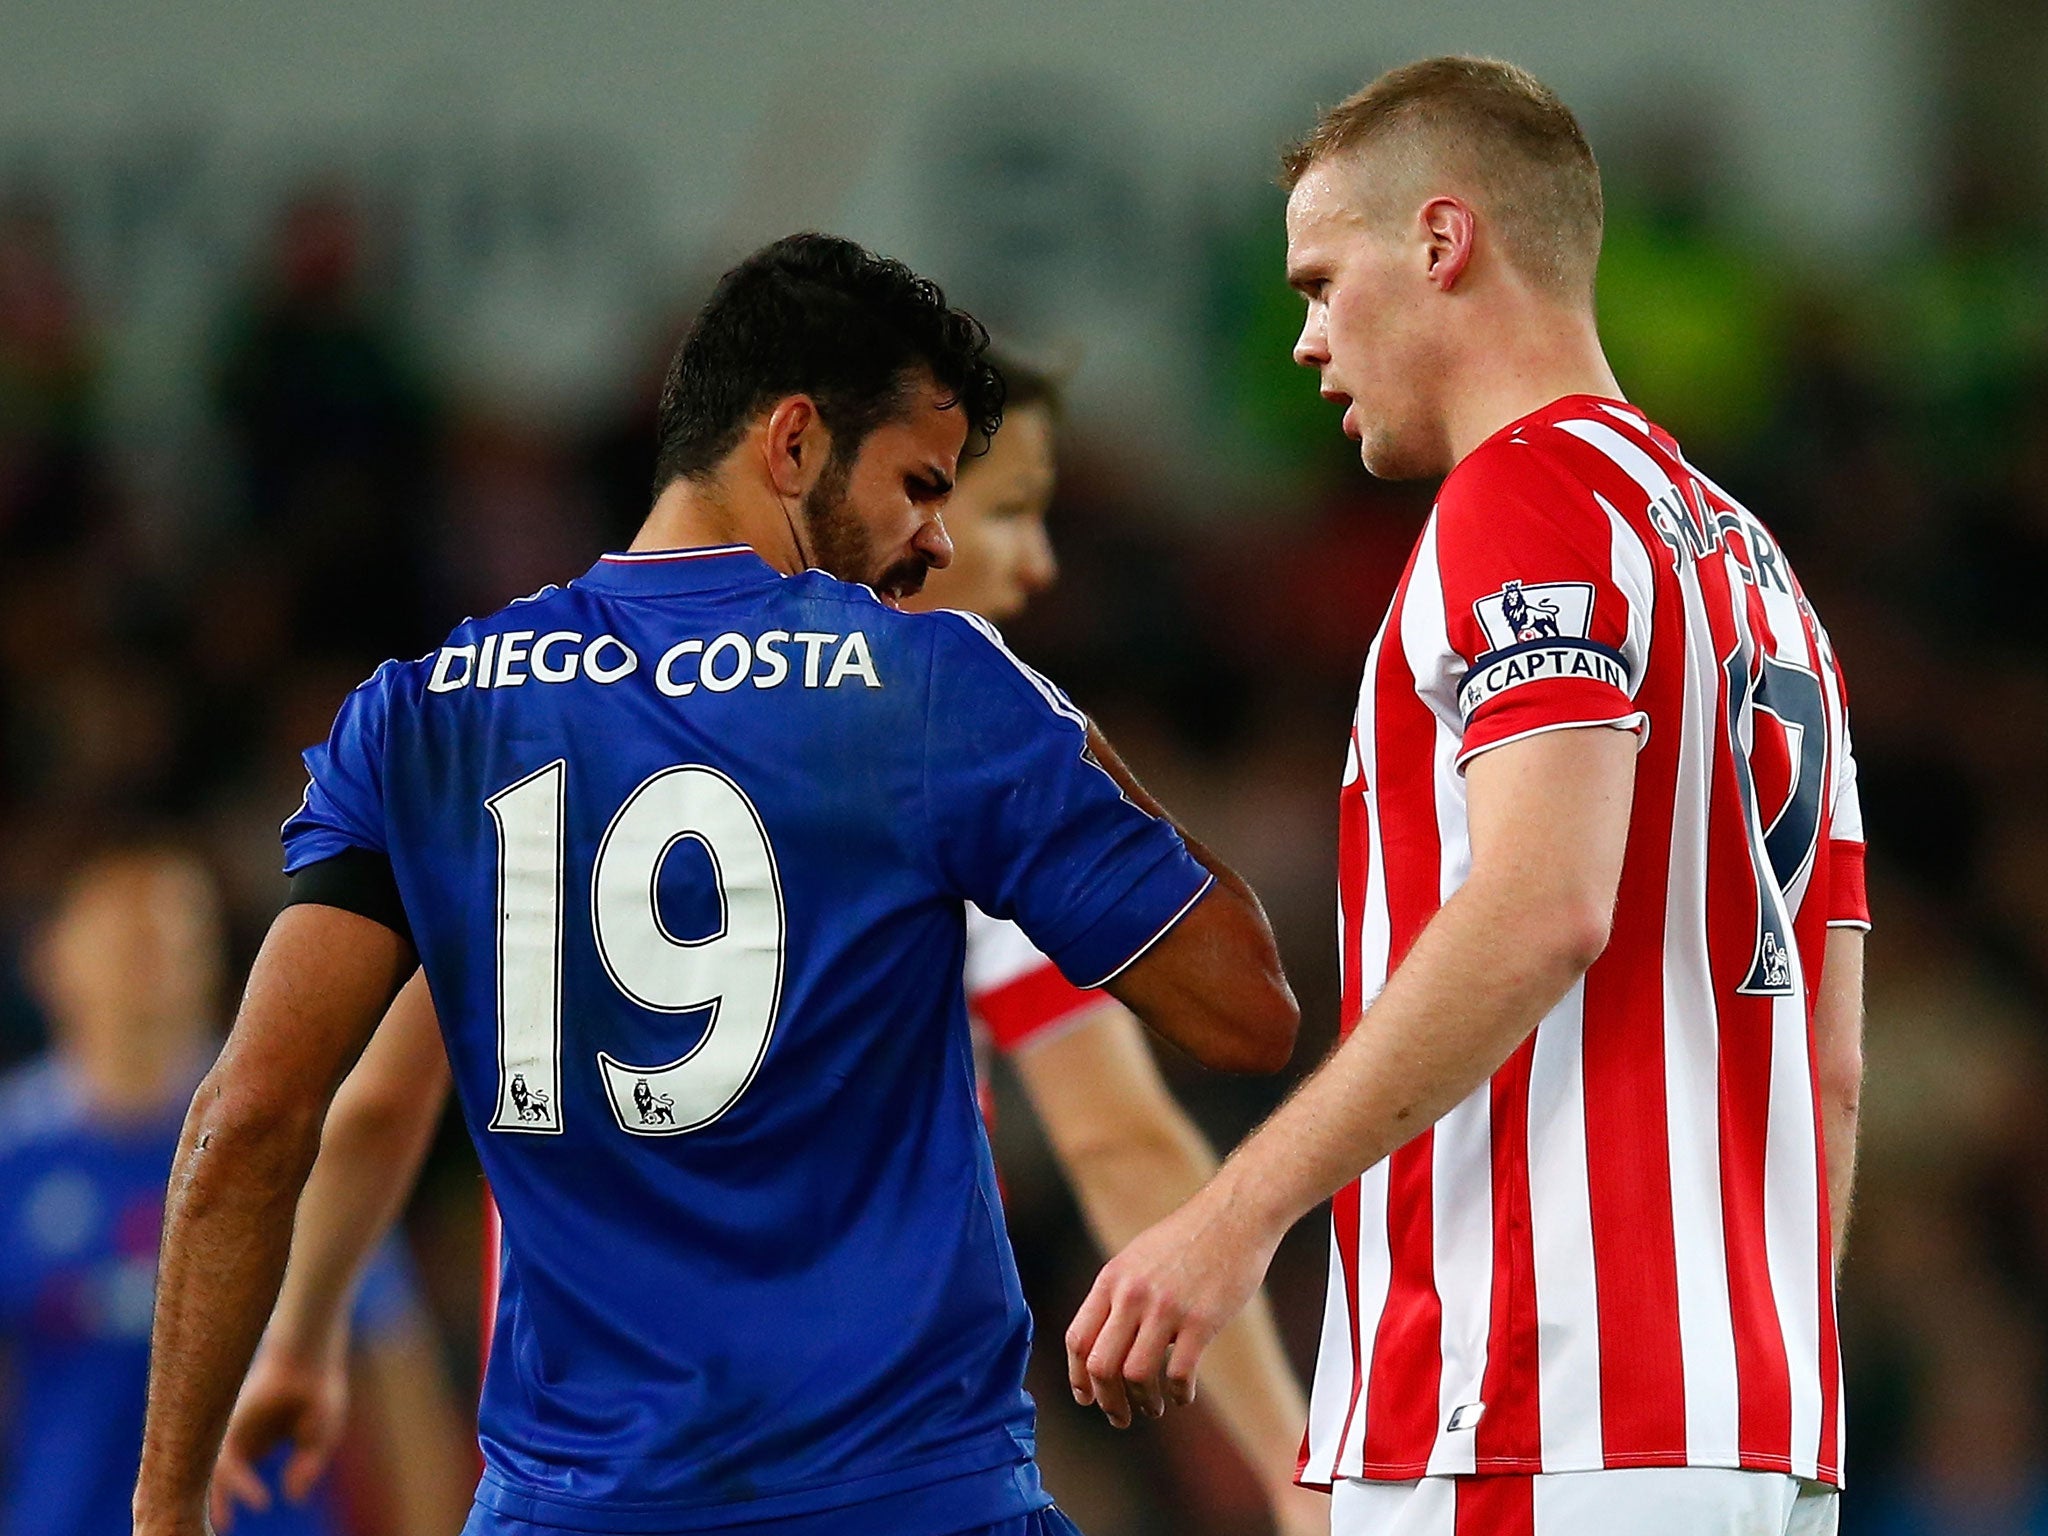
[1074, 871, 1215, 990]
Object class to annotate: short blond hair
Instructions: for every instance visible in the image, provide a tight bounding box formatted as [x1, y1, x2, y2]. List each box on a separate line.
[1281, 56, 1603, 299]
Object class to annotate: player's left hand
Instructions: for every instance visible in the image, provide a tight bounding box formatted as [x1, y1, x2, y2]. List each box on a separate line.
[207, 1329, 350, 1532]
[1064, 1182, 1282, 1429]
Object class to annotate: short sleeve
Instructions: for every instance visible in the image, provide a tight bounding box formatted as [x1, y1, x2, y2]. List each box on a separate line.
[1431, 443, 1653, 769]
[282, 663, 400, 874]
[1826, 716, 1871, 930]
[964, 908, 1111, 1054]
[925, 615, 1212, 989]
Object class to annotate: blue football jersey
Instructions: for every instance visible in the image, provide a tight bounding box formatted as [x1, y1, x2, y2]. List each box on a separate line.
[283, 546, 1212, 1534]
[0, 1057, 418, 1536]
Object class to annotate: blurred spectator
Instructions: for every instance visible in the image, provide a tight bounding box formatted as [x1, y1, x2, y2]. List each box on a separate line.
[211, 187, 438, 662]
[0, 190, 108, 562]
[0, 842, 471, 1536]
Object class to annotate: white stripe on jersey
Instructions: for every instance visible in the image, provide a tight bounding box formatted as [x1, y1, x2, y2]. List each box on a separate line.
[1526, 978, 1603, 1469]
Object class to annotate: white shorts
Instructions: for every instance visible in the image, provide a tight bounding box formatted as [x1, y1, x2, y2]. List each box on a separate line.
[1329, 1467, 1839, 1535]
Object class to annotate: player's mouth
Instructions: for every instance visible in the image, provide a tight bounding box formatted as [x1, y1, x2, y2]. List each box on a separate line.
[874, 558, 931, 610]
[1321, 385, 1361, 440]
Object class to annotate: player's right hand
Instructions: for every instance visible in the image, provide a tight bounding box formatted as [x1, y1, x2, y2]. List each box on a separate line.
[1065, 1181, 1283, 1430]
[208, 1332, 351, 1532]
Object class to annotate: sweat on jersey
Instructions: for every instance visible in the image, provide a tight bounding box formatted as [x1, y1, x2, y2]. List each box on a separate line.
[1300, 398, 1869, 1494]
[282, 547, 1212, 1534]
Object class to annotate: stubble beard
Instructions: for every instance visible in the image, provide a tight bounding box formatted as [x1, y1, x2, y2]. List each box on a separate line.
[801, 452, 931, 603]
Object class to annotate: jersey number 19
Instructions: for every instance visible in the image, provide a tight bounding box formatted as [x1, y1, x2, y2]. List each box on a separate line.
[484, 761, 787, 1137]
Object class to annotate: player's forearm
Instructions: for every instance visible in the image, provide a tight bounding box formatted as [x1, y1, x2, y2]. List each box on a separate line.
[135, 906, 413, 1533]
[268, 975, 450, 1358]
[1214, 870, 1604, 1244]
[1815, 929, 1865, 1271]
[134, 1071, 329, 1528]
[1821, 1089, 1859, 1269]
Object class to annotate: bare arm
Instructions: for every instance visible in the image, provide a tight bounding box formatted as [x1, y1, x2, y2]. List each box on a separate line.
[1013, 1009, 1322, 1533]
[349, 1318, 476, 1536]
[1814, 927, 1865, 1272]
[1066, 725, 1638, 1427]
[133, 904, 414, 1536]
[211, 973, 452, 1525]
[1083, 722, 1299, 1075]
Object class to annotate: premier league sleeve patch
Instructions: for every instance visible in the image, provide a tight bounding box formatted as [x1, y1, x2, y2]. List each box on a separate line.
[1473, 579, 1595, 650]
[1458, 580, 1633, 725]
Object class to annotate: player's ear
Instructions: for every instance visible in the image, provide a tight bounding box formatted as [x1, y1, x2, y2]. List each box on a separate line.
[1420, 195, 1475, 291]
[761, 395, 828, 498]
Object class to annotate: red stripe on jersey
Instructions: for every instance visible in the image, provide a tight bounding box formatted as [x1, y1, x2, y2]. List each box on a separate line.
[1362, 1134, 1442, 1475]
[1454, 1473, 1534, 1536]
[482, 1187, 501, 1383]
[1360, 581, 1445, 1477]
[975, 962, 1107, 1054]
[1477, 1037, 1542, 1470]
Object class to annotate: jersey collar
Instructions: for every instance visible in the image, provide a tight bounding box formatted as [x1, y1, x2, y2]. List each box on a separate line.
[576, 545, 785, 596]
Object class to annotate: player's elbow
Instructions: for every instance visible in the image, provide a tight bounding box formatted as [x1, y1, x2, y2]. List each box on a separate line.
[183, 1064, 328, 1194]
[1199, 982, 1300, 1075]
[1549, 896, 1615, 977]
[1817, 1031, 1863, 1121]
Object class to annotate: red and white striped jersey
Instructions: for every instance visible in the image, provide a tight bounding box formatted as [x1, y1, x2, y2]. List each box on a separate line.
[1299, 396, 1869, 1493]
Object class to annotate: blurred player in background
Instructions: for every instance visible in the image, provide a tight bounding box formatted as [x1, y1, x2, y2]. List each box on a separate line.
[208, 352, 1328, 1536]
[133, 235, 1297, 1536]
[1068, 58, 1867, 1536]
[0, 843, 470, 1536]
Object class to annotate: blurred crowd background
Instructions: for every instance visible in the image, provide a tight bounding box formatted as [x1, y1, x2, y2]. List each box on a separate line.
[3, 2, 2047, 1533]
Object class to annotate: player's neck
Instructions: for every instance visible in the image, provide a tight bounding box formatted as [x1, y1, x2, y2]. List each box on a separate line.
[1441, 302, 1623, 468]
[631, 474, 807, 575]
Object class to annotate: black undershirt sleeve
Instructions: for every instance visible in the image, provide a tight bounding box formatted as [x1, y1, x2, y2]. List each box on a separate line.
[285, 847, 414, 949]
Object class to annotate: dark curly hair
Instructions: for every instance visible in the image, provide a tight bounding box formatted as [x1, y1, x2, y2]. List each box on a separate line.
[652, 233, 1006, 492]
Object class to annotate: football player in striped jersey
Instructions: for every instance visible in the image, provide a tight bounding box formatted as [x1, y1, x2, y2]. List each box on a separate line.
[1068, 57, 1864, 1536]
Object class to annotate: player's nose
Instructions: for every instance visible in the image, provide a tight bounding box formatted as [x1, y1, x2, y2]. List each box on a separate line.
[1292, 310, 1328, 369]
[914, 514, 954, 570]
[1018, 523, 1058, 594]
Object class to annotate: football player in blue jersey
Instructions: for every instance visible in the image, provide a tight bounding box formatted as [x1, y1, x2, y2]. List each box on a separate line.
[0, 843, 470, 1536]
[205, 351, 1329, 1536]
[133, 235, 1298, 1536]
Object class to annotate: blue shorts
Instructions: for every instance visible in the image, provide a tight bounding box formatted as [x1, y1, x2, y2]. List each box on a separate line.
[459, 1501, 1084, 1536]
